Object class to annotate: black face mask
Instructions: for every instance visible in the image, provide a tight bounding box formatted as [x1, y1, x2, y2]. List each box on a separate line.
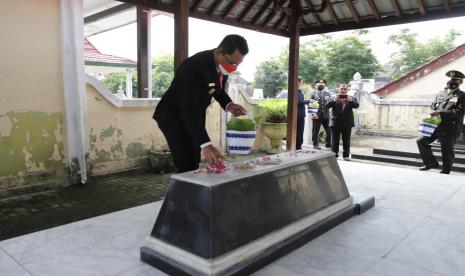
[317, 85, 324, 91]
[447, 79, 460, 90]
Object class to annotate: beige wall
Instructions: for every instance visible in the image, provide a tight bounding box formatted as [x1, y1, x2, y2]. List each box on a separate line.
[383, 57, 465, 100]
[358, 93, 431, 136]
[0, 0, 67, 195]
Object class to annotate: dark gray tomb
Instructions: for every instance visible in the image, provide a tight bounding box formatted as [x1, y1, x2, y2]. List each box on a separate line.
[141, 150, 374, 275]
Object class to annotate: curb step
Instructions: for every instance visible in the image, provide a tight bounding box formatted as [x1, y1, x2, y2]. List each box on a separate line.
[372, 149, 465, 164]
[351, 152, 465, 173]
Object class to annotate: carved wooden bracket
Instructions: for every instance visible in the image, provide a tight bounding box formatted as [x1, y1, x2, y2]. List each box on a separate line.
[273, 0, 328, 17]
[301, 0, 328, 15]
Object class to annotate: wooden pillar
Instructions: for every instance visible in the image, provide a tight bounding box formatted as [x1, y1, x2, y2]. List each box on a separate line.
[137, 6, 151, 98]
[286, 5, 300, 151]
[174, 0, 189, 70]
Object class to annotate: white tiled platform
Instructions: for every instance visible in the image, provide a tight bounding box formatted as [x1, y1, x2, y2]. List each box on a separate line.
[1, 161, 464, 276]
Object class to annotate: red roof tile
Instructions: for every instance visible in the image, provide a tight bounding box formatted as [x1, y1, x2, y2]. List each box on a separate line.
[84, 38, 136, 66]
[373, 43, 465, 96]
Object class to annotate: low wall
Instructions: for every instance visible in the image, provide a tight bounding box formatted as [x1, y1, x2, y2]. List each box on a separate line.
[357, 91, 432, 136]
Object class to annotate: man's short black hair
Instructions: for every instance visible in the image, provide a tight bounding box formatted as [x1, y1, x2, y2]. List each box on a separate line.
[218, 34, 249, 55]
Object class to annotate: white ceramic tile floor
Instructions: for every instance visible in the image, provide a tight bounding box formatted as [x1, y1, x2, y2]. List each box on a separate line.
[0, 161, 463, 276]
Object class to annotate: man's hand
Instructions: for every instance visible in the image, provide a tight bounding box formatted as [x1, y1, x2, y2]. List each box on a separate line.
[201, 145, 224, 167]
[430, 111, 440, 117]
[227, 103, 247, 117]
[312, 115, 319, 120]
[335, 95, 340, 101]
[347, 95, 353, 101]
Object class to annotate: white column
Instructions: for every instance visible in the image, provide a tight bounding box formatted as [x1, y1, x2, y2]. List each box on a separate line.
[125, 70, 133, 99]
[60, 0, 89, 184]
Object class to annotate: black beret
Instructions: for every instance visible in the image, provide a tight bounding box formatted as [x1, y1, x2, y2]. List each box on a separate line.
[446, 70, 465, 80]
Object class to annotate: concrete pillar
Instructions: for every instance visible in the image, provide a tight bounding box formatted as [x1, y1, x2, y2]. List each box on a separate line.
[125, 70, 133, 99]
[60, 0, 89, 184]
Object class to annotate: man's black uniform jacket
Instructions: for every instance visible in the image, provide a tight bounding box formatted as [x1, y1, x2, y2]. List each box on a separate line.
[432, 89, 465, 138]
[326, 97, 360, 128]
[153, 49, 232, 148]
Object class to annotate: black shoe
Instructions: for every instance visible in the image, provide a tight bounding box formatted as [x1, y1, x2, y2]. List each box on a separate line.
[419, 164, 439, 171]
[440, 170, 450, 174]
[325, 144, 331, 149]
[313, 145, 321, 150]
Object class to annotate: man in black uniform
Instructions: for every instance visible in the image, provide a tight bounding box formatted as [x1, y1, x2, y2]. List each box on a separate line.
[296, 76, 310, 150]
[153, 35, 248, 173]
[310, 79, 332, 149]
[417, 70, 465, 174]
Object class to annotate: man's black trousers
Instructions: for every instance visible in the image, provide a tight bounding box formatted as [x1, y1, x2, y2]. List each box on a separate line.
[312, 118, 331, 147]
[296, 116, 305, 150]
[155, 107, 201, 173]
[417, 130, 456, 173]
[330, 126, 352, 158]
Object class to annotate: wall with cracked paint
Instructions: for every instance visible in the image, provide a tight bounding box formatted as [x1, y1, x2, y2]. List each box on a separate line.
[86, 84, 222, 175]
[0, 0, 67, 195]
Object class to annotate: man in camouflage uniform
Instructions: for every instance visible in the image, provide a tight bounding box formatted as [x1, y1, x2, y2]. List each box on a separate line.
[417, 70, 465, 174]
[310, 79, 332, 149]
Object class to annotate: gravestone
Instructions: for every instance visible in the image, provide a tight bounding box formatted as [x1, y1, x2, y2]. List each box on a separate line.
[141, 150, 374, 275]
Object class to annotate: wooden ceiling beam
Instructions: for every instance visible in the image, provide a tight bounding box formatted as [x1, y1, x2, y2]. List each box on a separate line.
[345, 0, 360, 23]
[208, 0, 224, 15]
[238, 0, 260, 22]
[261, 9, 277, 27]
[366, 0, 380, 20]
[390, 0, 402, 18]
[273, 13, 287, 30]
[117, 0, 287, 36]
[252, 0, 273, 25]
[311, 14, 323, 28]
[417, 0, 426, 15]
[326, 2, 339, 25]
[191, 0, 205, 12]
[222, 0, 241, 18]
[84, 3, 134, 24]
[443, 0, 451, 11]
[300, 5, 465, 36]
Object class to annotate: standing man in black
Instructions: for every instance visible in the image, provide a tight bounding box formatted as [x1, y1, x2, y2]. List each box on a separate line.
[310, 79, 332, 149]
[417, 70, 465, 174]
[326, 84, 359, 161]
[153, 35, 248, 173]
[296, 76, 310, 150]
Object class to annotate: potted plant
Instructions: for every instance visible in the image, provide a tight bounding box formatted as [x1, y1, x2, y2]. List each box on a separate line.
[226, 116, 257, 154]
[257, 99, 287, 154]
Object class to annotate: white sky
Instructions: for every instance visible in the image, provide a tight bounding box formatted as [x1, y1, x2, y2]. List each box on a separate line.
[88, 14, 465, 81]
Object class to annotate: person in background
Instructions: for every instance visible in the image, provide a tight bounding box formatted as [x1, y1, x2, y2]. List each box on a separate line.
[326, 84, 359, 161]
[310, 79, 332, 149]
[417, 70, 465, 174]
[296, 76, 310, 150]
[153, 34, 248, 173]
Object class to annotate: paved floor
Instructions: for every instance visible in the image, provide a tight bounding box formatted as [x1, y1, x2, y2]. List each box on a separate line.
[0, 173, 172, 240]
[1, 160, 463, 276]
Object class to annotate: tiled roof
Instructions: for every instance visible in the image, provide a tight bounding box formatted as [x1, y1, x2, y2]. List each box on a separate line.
[84, 38, 136, 66]
[373, 43, 465, 96]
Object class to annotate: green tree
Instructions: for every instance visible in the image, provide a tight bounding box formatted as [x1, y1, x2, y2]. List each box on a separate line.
[387, 29, 460, 78]
[101, 72, 137, 97]
[325, 36, 381, 85]
[152, 54, 174, 98]
[254, 58, 287, 98]
[279, 39, 327, 85]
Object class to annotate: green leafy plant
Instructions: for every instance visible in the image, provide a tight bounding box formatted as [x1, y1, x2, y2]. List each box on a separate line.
[257, 99, 287, 123]
[227, 117, 256, 131]
[422, 116, 441, 126]
[309, 101, 320, 107]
